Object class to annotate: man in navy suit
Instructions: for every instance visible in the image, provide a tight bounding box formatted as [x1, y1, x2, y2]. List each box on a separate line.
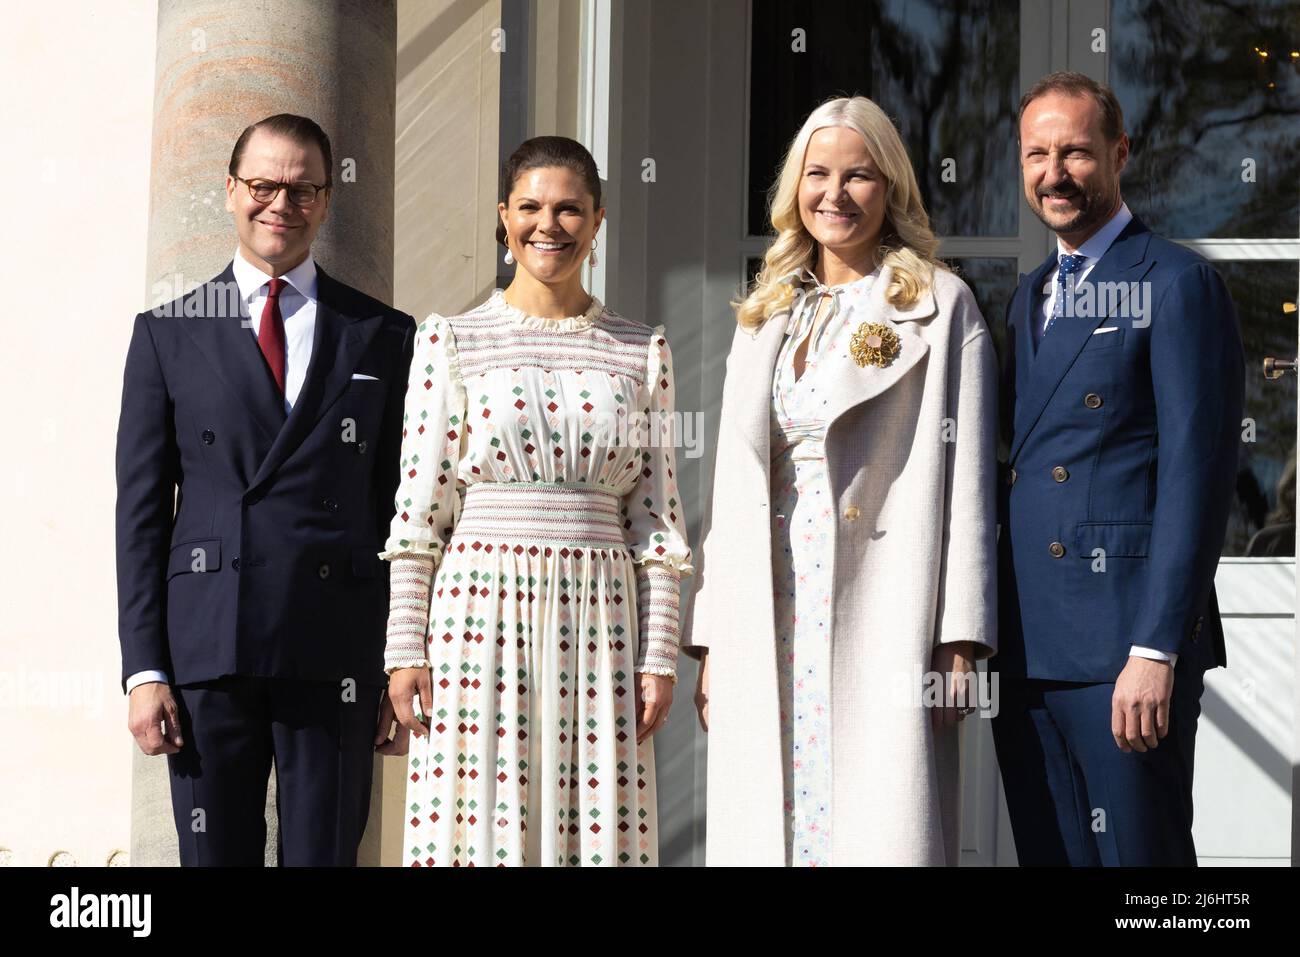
[116, 114, 415, 865]
[993, 73, 1244, 866]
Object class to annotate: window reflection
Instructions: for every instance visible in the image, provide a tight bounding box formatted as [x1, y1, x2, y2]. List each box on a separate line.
[1111, 0, 1300, 239]
[1218, 260, 1298, 556]
[748, 0, 1018, 238]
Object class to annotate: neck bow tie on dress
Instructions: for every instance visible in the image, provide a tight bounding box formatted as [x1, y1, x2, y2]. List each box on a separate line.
[776, 267, 847, 356]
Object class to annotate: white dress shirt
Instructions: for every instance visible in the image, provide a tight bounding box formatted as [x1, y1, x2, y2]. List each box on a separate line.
[1039, 202, 1133, 335]
[1036, 202, 1176, 668]
[233, 246, 319, 412]
[126, 248, 320, 693]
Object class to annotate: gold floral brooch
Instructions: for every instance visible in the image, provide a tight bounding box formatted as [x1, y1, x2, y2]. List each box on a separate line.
[849, 321, 901, 368]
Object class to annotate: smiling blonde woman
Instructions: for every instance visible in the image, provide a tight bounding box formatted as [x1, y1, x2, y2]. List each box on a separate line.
[682, 96, 998, 866]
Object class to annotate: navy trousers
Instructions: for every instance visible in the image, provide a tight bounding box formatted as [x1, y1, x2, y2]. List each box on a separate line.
[992, 659, 1204, 866]
[165, 675, 384, 866]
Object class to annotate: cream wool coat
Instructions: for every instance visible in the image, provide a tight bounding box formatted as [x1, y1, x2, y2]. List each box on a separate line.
[681, 264, 998, 866]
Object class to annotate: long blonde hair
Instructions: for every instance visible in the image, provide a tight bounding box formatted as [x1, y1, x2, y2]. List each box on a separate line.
[735, 95, 945, 329]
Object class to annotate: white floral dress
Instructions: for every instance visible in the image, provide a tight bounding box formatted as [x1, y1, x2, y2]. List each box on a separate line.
[770, 266, 879, 867]
[379, 290, 692, 867]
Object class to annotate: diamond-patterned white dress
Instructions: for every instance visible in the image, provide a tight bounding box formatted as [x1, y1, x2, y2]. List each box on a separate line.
[379, 290, 692, 867]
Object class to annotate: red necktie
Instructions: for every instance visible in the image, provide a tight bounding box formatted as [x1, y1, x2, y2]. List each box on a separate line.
[258, 277, 287, 393]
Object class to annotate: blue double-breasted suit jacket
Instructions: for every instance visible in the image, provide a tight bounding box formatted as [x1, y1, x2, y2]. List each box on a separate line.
[997, 216, 1244, 682]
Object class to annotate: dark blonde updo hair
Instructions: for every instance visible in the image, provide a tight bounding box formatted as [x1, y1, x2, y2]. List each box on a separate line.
[496, 136, 602, 247]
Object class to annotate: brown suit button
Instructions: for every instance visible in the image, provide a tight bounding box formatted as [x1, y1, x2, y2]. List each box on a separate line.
[843, 505, 860, 521]
[1048, 541, 1066, 558]
[1052, 466, 1069, 483]
[1084, 393, 1103, 409]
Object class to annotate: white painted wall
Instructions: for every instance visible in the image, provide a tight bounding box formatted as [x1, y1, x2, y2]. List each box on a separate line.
[0, 0, 158, 867]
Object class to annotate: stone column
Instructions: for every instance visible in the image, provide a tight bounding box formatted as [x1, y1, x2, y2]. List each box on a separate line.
[134, 0, 397, 867]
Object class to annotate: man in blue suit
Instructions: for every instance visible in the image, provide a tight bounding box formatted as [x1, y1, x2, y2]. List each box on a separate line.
[116, 114, 415, 865]
[993, 73, 1244, 866]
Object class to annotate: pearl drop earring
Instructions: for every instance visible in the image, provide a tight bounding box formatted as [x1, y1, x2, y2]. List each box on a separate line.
[589, 238, 599, 268]
[503, 247, 514, 265]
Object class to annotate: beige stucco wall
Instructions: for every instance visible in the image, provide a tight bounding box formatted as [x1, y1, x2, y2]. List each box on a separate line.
[529, 0, 584, 141]
[376, 0, 503, 865]
[0, 0, 504, 867]
[395, 0, 502, 319]
[0, 0, 159, 867]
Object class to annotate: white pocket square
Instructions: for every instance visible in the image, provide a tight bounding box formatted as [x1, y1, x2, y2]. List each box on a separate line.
[350, 373, 380, 381]
[1092, 326, 1119, 335]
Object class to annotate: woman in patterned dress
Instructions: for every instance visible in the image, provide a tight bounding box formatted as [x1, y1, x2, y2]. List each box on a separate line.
[380, 137, 691, 867]
[683, 96, 997, 865]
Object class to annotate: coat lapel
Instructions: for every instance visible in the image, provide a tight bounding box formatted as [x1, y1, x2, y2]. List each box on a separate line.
[732, 310, 787, 473]
[731, 264, 933, 470]
[819, 268, 933, 431]
[247, 265, 388, 490]
[1009, 219, 1154, 462]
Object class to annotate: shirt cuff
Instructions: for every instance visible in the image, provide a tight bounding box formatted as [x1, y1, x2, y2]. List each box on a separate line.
[125, 670, 170, 693]
[1129, 645, 1178, 667]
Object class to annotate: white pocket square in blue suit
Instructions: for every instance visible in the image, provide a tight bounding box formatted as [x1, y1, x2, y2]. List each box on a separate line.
[350, 373, 380, 380]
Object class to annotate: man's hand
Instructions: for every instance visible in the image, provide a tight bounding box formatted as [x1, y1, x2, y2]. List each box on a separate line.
[1111, 656, 1175, 752]
[387, 666, 432, 743]
[127, 682, 184, 755]
[373, 690, 409, 756]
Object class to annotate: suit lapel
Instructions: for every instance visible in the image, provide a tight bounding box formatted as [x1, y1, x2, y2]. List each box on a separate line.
[176, 261, 286, 445]
[1009, 220, 1154, 462]
[998, 254, 1053, 454]
[247, 265, 388, 490]
[1018, 254, 1055, 377]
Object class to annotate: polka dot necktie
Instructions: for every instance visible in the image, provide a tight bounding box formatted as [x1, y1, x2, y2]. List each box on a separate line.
[257, 277, 288, 393]
[1038, 253, 1086, 345]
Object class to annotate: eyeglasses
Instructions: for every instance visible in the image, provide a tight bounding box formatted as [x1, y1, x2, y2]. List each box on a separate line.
[233, 175, 329, 207]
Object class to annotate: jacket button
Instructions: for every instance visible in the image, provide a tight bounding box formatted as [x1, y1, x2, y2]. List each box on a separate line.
[1007, 467, 1018, 486]
[357, 440, 368, 455]
[201, 429, 215, 444]
[1052, 466, 1069, 483]
[1048, 541, 1066, 558]
[1084, 393, 1103, 409]
[843, 505, 860, 521]
[231, 557, 241, 571]
[318, 563, 331, 579]
[323, 497, 339, 513]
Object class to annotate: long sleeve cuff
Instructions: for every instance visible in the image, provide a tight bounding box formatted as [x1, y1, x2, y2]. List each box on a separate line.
[384, 553, 435, 673]
[1129, 644, 1178, 667]
[634, 561, 682, 678]
[125, 670, 170, 693]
